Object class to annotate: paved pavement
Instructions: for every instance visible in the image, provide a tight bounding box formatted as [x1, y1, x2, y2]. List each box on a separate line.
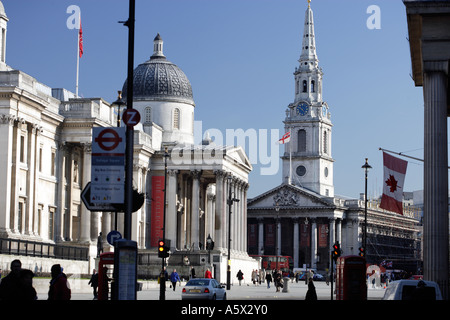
[66, 280, 386, 300]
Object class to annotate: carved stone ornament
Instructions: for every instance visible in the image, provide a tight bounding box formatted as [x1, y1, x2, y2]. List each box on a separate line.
[273, 188, 299, 206]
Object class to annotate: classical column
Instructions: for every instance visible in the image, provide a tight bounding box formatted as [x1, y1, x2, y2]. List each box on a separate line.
[191, 170, 201, 250]
[293, 218, 299, 268]
[328, 217, 336, 255]
[276, 217, 281, 256]
[423, 60, 449, 299]
[55, 143, 67, 242]
[10, 119, 24, 234]
[242, 183, 249, 252]
[257, 218, 264, 255]
[80, 143, 91, 243]
[206, 185, 215, 242]
[25, 124, 37, 236]
[214, 170, 226, 249]
[336, 218, 342, 245]
[0, 115, 15, 236]
[310, 219, 317, 269]
[166, 169, 178, 250]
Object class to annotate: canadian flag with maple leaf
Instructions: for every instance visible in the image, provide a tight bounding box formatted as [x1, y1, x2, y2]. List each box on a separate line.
[380, 152, 408, 215]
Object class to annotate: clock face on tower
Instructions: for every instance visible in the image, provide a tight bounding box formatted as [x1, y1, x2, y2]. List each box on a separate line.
[296, 102, 309, 116]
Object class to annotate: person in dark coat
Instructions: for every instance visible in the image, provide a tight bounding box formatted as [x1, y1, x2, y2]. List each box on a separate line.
[48, 264, 71, 300]
[0, 259, 22, 300]
[265, 272, 272, 289]
[88, 269, 99, 299]
[18, 269, 37, 300]
[305, 278, 318, 300]
[236, 270, 244, 286]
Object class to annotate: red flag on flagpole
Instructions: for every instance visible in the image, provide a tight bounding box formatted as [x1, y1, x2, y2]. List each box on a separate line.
[79, 19, 83, 58]
[380, 152, 408, 214]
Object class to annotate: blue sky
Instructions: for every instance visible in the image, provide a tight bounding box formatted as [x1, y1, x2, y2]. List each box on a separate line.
[3, 0, 440, 199]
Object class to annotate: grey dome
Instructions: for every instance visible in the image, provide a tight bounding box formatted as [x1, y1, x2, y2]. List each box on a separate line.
[122, 34, 194, 106]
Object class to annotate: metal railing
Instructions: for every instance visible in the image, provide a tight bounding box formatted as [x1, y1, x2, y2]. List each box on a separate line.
[0, 238, 89, 261]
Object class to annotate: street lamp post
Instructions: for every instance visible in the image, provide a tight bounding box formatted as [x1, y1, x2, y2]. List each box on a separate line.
[160, 147, 169, 300]
[361, 158, 372, 258]
[111, 91, 126, 232]
[123, 0, 135, 242]
[226, 175, 239, 290]
[275, 203, 280, 270]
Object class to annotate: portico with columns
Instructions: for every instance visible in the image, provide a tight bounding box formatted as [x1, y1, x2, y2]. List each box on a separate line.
[150, 145, 252, 255]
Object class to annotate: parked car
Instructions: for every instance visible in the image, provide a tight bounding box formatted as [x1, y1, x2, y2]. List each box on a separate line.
[382, 280, 442, 300]
[313, 273, 326, 281]
[182, 278, 227, 300]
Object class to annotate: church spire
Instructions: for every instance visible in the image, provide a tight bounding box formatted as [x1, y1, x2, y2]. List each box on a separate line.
[298, 0, 318, 71]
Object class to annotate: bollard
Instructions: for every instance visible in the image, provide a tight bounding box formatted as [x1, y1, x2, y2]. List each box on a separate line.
[282, 277, 289, 292]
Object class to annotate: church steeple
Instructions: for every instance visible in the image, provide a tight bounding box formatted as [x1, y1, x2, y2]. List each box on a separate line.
[294, 0, 322, 104]
[283, 0, 334, 197]
[299, 0, 318, 71]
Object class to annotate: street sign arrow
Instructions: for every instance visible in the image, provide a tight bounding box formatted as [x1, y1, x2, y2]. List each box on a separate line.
[81, 182, 118, 212]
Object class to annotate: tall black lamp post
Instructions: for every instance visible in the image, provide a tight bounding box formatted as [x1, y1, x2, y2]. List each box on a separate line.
[111, 91, 126, 232]
[275, 203, 280, 270]
[160, 147, 169, 300]
[361, 158, 372, 257]
[226, 175, 239, 290]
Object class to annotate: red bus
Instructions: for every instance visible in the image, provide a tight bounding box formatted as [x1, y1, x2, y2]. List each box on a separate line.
[250, 255, 293, 273]
[336, 255, 367, 300]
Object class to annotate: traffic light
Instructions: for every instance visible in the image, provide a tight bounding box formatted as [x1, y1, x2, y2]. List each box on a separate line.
[332, 241, 341, 261]
[359, 247, 365, 257]
[158, 239, 169, 258]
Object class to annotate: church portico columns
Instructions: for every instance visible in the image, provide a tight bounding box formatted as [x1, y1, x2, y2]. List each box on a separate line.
[328, 217, 336, 252]
[310, 218, 317, 270]
[190, 170, 201, 250]
[293, 218, 299, 268]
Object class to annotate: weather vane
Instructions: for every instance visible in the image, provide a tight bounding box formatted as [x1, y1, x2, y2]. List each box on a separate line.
[308, 0, 311, 8]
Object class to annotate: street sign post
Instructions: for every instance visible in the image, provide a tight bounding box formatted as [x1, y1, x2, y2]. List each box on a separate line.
[122, 108, 140, 127]
[107, 230, 123, 246]
[91, 127, 126, 204]
[81, 182, 117, 211]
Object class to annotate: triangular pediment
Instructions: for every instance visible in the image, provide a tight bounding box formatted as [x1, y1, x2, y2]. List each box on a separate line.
[248, 183, 334, 209]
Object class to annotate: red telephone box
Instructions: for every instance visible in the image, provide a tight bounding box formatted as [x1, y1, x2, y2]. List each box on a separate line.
[336, 255, 367, 300]
[98, 252, 114, 300]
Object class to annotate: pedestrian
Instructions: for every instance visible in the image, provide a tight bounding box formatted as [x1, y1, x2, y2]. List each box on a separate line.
[170, 269, 180, 291]
[204, 268, 212, 279]
[48, 264, 71, 300]
[190, 266, 196, 279]
[97, 232, 103, 257]
[88, 269, 98, 299]
[265, 272, 272, 289]
[305, 278, 317, 300]
[251, 269, 257, 285]
[274, 270, 282, 292]
[236, 270, 244, 286]
[0, 259, 22, 300]
[18, 269, 37, 300]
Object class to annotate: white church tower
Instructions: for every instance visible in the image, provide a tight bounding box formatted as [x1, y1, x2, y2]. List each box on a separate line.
[282, 0, 334, 197]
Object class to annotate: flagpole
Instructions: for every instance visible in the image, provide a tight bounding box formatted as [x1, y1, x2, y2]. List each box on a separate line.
[76, 33, 79, 97]
[76, 14, 81, 97]
[75, 12, 82, 98]
[289, 127, 292, 185]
